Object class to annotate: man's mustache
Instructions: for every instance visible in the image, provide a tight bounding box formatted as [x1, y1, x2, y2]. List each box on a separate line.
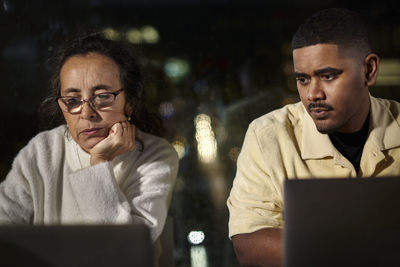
[308, 103, 333, 111]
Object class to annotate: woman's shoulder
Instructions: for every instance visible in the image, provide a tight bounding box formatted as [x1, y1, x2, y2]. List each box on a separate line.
[18, 125, 68, 157]
[135, 129, 178, 162]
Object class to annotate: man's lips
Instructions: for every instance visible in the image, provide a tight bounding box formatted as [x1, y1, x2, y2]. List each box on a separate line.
[308, 103, 333, 119]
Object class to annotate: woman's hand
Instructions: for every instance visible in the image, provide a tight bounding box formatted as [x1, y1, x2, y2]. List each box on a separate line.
[89, 121, 135, 166]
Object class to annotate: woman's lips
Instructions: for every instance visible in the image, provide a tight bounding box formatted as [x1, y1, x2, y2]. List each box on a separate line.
[81, 128, 103, 136]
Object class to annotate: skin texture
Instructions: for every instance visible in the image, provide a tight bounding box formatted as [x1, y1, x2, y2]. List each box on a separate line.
[59, 52, 135, 165]
[232, 44, 379, 267]
[232, 228, 282, 267]
[293, 44, 379, 134]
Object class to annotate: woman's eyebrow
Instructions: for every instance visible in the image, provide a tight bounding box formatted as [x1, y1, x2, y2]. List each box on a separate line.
[92, 84, 113, 91]
[63, 88, 81, 94]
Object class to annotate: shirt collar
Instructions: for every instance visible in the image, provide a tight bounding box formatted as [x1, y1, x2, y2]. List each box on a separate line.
[300, 95, 400, 160]
[301, 104, 335, 159]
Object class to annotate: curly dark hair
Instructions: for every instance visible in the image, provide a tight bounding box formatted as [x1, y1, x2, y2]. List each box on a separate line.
[291, 8, 371, 59]
[38, 32, 165, 138]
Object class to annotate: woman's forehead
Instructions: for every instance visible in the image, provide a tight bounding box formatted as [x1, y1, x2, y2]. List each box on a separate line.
[60, 53, 122, 91]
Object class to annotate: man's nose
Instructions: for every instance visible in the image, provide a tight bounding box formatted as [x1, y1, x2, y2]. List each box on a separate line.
[307, 79, 326, 101]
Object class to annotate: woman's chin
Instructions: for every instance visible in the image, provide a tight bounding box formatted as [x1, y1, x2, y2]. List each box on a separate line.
[78, 137, 105, 153]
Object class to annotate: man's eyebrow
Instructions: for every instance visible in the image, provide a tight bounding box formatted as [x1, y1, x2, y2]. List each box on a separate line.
[314, 67, 343, 76]
[294, 72, 310, 79]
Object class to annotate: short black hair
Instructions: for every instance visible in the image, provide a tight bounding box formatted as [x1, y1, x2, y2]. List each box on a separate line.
[291, 8, 371, 58]
[38, 32, 165, 138]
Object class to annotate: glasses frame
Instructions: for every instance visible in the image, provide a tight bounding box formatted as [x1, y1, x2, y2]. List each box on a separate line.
[57, 88, 124, 114]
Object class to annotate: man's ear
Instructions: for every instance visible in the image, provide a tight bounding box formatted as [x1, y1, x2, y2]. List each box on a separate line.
[364, 53, 379, 87]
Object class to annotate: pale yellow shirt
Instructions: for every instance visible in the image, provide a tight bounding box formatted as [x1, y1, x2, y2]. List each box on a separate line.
[227, 95, 400, 238]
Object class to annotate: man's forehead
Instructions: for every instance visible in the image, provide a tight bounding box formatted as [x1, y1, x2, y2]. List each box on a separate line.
[292, 44, 349, 72]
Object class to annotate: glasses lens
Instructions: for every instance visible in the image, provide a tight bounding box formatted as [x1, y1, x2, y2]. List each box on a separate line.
[59, 97, 82, 113]
[92, 93, 115, 109]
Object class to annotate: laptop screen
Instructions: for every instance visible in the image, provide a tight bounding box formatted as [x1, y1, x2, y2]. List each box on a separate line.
[284, 177, 400, 267]
[0, 224, 153, 267]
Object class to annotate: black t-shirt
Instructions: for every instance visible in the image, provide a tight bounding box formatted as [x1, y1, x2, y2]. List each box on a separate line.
[328, 116, 370, 174]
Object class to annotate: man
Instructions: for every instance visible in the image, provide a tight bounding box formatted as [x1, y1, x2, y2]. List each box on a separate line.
[227, 8, 400, 267]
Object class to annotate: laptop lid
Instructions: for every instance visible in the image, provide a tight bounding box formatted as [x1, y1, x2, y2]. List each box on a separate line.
[284, 177, 400, 267]
[0, 224, 153, 267]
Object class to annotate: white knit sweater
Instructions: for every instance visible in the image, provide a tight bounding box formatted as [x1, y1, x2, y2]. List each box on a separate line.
[0, 125, 178, 242]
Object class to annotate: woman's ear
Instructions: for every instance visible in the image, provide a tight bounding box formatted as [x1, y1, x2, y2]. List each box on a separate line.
[124, 100, 134, 121]
[364, 53, 379, 87]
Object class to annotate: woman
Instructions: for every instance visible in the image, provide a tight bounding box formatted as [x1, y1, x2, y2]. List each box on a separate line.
[0, 33, 179, 244]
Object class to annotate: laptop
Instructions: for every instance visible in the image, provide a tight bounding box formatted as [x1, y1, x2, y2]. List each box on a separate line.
[0, 224, 153, 267]
[284, 176, 400, 267]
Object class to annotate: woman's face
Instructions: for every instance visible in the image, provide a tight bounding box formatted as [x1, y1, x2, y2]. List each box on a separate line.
[59, 52, 132, 152]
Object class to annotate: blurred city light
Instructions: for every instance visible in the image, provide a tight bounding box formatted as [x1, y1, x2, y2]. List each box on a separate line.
[164, 58, 190, 82]
[194, 114, 217, 163]
[376, 58, 400, 86]
[141, 25, 160, 44]
[190, 245, 209, 267]
[126, 28, 142, 44]
[172, 140, 186, 160]
[188, 230, 205, 245]
[159, 101, 175, 118]
[102, 27, 120, 40]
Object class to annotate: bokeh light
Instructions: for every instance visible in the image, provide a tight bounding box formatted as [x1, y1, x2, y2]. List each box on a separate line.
[102, 27, 120, 40]
[190, 245, 209, 267]
[159, 101, 175, 118]
[173, 140, 186, 159]
[141, 25, 160, 44]
[188, 230, 205, 245]
[126, 28, 142, 44]
[164, 58, 190, 82]
[194, 114, 217, 163]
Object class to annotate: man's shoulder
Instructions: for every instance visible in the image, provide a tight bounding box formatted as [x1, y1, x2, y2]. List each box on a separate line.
[249, 101, 305, 134]
[371, 96, 400, 122]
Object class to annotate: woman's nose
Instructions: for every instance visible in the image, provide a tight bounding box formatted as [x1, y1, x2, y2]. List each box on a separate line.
[80, 101, 98, 120]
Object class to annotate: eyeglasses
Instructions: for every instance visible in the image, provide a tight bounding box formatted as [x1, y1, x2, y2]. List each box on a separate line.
[57, 88, 124, 114]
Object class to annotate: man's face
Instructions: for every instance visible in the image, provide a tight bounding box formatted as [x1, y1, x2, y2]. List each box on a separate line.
[293, 44, 370, 133]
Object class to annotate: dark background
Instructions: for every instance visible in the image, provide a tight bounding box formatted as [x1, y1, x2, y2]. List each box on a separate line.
[1, 0, 399, 266]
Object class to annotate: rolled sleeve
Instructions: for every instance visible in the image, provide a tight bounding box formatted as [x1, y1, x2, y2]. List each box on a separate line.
[227, 124, 283, 238]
